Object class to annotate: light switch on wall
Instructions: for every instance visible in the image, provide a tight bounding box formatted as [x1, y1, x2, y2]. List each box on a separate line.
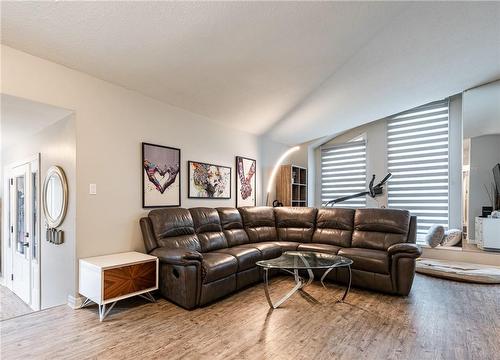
[89, 183, 97, 195]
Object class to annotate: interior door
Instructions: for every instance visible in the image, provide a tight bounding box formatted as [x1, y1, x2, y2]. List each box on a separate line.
[11, 163, 31, 304]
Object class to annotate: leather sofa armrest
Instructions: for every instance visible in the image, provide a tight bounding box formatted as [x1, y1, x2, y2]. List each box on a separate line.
[387, 243, 422, 258]
[407, 216, 417, 244]
[150, 247, 203, 265]
[140, 217, 158, 253]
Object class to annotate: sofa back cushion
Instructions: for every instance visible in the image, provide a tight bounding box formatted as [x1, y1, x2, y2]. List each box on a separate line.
[239, 206, 277, 243]
[216, 207, 250, 247]
[352, 208, 411, 250]
[275, 207, 317, 243]
[189, 207, 228, 252]
[312, 208, 355, 247]
[148, 208, 201, 251]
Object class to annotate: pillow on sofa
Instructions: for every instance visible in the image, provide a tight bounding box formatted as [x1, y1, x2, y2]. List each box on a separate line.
[441, 229, 462, 247]
[425, 225, 445, 248]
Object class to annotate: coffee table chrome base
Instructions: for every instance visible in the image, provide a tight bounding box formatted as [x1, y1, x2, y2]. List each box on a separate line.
[320, 265, 352, 302]
[263, 268, 314, 309]
[263, 265, 352, 308]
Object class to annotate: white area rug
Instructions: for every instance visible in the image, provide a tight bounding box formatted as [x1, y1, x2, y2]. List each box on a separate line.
[416, 258, 500, 284]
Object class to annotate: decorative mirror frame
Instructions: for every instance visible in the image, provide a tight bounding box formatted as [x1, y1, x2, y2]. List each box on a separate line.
[43, 165, 68, 228]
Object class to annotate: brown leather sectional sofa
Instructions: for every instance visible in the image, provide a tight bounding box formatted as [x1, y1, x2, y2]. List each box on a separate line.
[140, 206, 421, 309]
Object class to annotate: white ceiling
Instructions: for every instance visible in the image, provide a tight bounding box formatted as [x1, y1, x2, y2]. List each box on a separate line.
[1, 2, 500, 145]
[1, 94, 73, 150]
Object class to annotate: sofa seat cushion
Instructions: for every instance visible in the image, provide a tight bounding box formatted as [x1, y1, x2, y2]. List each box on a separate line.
[338, 248, 390, 274]
[213, 246, 262, 271]
[240, 243, 282, 260]
[297, 243, 341, 254]
[201, 252, 238, 283]
[262, 241, 301, 251]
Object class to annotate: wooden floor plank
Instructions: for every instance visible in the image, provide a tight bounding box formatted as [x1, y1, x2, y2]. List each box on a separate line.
[1, 275, 499, 360]
[0, 285, 33, 321]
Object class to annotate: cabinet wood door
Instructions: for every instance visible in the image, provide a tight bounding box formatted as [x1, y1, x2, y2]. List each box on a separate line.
[103, 261, 156, 300]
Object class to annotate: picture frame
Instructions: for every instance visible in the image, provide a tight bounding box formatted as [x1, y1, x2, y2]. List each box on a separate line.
[236, 156, 256, 207]
[188, 160, 232, 199]
[142, 142, 181, 208]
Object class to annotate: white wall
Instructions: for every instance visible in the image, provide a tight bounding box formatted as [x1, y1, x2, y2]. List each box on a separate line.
[258, 135, 290, 205]
[2, 116, 76, 309]
[468, 135, 500, 238]
[292, 139, 322, 207]
[1, 45, 288, 302]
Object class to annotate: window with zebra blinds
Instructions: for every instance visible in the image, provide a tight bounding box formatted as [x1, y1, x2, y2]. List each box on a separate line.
[320, 100, 450, 244]
[387, 100, 450, 242]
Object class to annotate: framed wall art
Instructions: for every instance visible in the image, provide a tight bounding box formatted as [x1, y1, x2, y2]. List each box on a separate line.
[142, 142, 181, 208]
[188, 161, 231, 199]
[236, 156, 256, 207]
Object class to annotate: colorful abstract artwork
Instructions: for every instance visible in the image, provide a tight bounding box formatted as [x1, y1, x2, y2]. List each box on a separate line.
[142, 142, 181, 208]
[188, 161, 231, 199]
[236, 156, 256, 206]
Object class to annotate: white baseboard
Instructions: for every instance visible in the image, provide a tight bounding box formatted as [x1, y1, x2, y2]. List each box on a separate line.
[67, 294, 84, 309]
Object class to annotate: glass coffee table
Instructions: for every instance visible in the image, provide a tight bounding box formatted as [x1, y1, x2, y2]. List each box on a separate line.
[256, 251, 353, 309]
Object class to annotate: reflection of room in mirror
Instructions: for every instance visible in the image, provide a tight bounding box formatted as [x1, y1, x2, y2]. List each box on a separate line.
[46, 174, 63, 218]
[43, 166, 68, 231]
[462, 79, 500, 251]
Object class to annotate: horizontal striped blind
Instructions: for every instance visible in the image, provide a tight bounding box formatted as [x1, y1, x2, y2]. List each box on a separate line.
[321, 140, 366, 208]
[387, 100, 449, 240]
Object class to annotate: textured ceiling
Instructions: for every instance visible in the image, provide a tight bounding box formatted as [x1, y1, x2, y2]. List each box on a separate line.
[266, 2, 500, 144]
[1, 2, 499, 145]
[0, 1, 406, 136]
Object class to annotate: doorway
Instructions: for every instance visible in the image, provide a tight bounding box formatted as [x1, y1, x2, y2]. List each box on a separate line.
[1, 94, 76, 318]
[2, 155, 40, 314]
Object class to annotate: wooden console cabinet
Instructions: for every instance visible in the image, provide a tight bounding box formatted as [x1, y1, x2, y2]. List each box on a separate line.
[79, 251, 158, 321]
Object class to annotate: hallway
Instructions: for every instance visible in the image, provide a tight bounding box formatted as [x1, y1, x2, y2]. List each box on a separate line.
[0, 285, 33, 321]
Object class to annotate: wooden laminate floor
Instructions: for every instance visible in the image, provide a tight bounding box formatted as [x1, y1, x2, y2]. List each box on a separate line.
[0, 285, 33, 321]
[1, 274, 499, 360]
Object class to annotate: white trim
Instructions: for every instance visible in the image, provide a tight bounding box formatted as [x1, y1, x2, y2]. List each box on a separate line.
[3, 155, 41, 172]
[1, 153, 41, 311]
[67, 294, 84, 309]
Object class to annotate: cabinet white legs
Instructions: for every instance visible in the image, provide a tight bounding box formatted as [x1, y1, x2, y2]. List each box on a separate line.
[80, 291, 156, 322]
[138, 292, 156, 303]
[98, 302, 116, 322]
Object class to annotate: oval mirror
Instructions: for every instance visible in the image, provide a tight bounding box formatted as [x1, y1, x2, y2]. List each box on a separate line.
[43, 166, 68, 228]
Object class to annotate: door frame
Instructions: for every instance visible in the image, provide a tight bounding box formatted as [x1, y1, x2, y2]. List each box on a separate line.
[1, 154, 41, 311]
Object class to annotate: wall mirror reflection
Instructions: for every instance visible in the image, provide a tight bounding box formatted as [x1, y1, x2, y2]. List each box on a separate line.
[462, 80, 500, 252]
[43, 166, 68, 229]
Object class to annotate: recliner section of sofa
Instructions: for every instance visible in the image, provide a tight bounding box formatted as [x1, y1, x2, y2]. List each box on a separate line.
[140, 206, 420, 309]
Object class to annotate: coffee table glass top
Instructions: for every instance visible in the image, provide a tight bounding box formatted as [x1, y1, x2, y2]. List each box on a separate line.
[256, 251, 352, 270]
